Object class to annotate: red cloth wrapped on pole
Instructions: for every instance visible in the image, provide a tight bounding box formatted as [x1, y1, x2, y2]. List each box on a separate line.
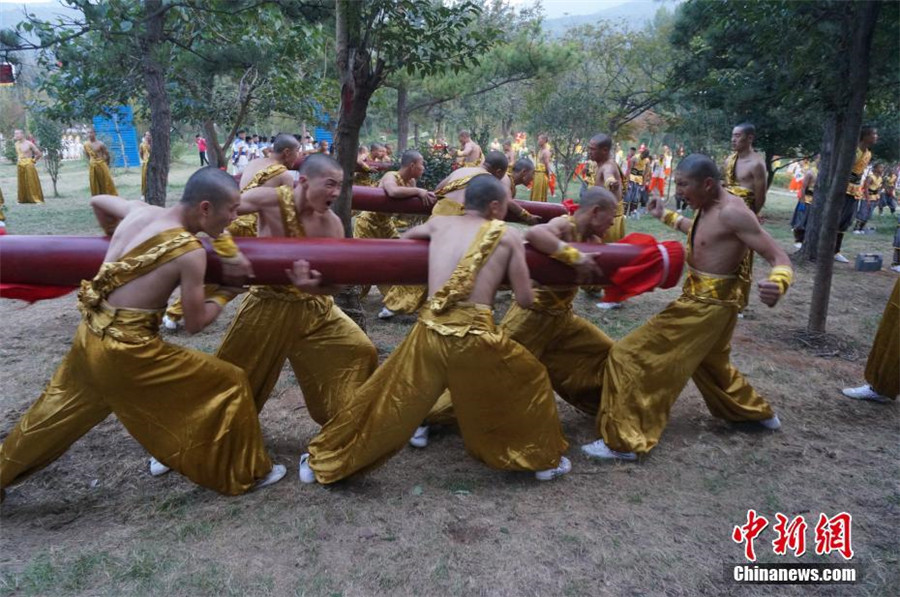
[0, 235, 684, 303]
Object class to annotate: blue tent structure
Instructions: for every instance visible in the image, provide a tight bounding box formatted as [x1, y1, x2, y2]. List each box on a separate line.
[92, 106, 140, 168]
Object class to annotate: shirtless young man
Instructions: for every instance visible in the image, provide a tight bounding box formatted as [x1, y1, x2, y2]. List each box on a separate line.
[299, 174, 571, 484]
[161, 134, 300, 330]
[14, 129, 44, 204]
[456, 130, 483, 167]
[214, 154, 378, 425]
[294, 174, 571, 484]
[531, 134, 552, 202]
[0, 169, 286, 500]
[725, 123, 767, 214]
[83, 129, 118, 196]
[588, 133, 627, 309]
[583, 154, 791, 461]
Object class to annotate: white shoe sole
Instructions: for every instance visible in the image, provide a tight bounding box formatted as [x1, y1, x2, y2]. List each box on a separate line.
[581, 440, 637, 461]
[149, 457, 171, 477]
[254, 464, 287, 490]
[535, 456, 572, 481]
[298, 453, 317, 484]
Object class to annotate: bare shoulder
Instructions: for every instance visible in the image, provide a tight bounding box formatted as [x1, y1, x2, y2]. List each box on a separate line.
[500, 225, 524, 246]
[325, 210, 345, 237]
[719, 198, 757, 231]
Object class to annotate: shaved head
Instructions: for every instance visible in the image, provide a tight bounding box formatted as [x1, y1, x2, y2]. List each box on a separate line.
[299, 153, 343, 179]
[676, 154, 720, 182]
[181, 167, 239, 207]
[580, 186, 617, 211]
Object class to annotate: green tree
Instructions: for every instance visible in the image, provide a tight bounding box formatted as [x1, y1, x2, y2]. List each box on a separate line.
[31, 113, 62, 197]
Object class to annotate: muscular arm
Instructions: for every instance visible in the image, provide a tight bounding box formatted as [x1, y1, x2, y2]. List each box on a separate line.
[31, 142, 43, 162]
[177, 250, 232, 334]
[382, 174, 430, 201]
[752, 160, 768, 213]
[525, 217, 569, 253]
[401, 219, 436, 240]
[90, 195, 146, 235]
[725, 205, 790, 268]
[506, 231, 534, 308]
[238, 186, 281, 215]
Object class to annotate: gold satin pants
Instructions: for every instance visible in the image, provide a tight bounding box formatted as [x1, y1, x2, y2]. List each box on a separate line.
[216, 291, 377, 423]
[88, 161, 118, 196]
[0, 321, 273, 495]
[426, 304, 613, 424]
[307, 306, 569, 484]
[531, 171, 549, 202]
[140, 162, 148, 197]
[865, 279, 899, 399]
[17, 160, 44, 204]
[599, 295, 774, 454]
[353, 211, 398, 299]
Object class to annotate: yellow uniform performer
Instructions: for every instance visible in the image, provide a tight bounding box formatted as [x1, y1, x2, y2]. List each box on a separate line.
[381, 174, 479, 314]
[598, 213, 775, 454]
[0, 187, 5, 223]
[0, 229, 273, 495]
[216, 186, 377, 421]
[865, 279, 899, 399]
[724, 152, 756, 310]
[601, 162, 627, 243]
[139, 141, 150, 198]
[531, 163, 550, 202]
[16, 144, 44, 204]
[353, 171, 412, 297]
[84, 142, 118, 196]
[164, 164, 287, 323]
[427, 216, 614, 424]
[306, 220, 569, 483]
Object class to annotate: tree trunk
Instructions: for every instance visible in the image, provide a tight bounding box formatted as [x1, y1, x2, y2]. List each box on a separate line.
[764, 150, 775, 189]
[140, 1, 171, 206]
[397, 81, 409, 153]
[806, 1, 880, 333]
[801, 120, 835, 260]
[414, 122, 420, 147]
[203, 120, 224, 169]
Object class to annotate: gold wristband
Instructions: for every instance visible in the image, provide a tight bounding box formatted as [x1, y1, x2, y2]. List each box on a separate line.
[205, 293, 230, 308]
[768, 265, 794, 294]
[212, 232, 239, 259]
[550, 244, 586, 266]
[662, 209, 683, 229]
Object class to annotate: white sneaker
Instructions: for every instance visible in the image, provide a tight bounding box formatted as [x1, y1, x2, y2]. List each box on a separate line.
[852, 230, 863, 235]
[162, 315, 180, 331]
[595, 301, 622, 310]
[298, 453, 317, 484]
[841, 384, 889, 403]
[758, 414, 781, 430]
[834, 254, 850, 263]
[793, 242, 802, 249]
[254, 463, 287, 489]
[377, 307, 395, 320]
[580, 439, 637, 461]
[535, 456, 572, 481]
[891, 265, 900, 273]
[148, 457, 171, 477]
[409, 425, 429, 448]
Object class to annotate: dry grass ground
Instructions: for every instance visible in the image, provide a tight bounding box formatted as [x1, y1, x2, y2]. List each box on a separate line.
[0, 160, 898, 596]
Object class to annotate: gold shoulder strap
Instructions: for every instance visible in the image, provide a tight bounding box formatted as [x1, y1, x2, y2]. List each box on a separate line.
[427, 219, 506, 313]
[241, 163, 288, 191]
[276, 185, 304, 238]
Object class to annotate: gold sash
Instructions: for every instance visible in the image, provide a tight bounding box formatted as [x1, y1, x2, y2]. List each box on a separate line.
[724, 152, 754, 210]
[241, 163, 288, 192]
[84, 142, 104, 164]
[426, 219, 505, 315]
[846, 148, 871, 198]
[435, 172, 489, 198]
[78, 228, 201, 342]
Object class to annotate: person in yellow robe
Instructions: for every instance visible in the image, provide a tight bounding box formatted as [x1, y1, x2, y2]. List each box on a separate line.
[14, 129, 44, 204]
[354, 150, 436, 298]
[842, 279, 899, 402]
[162, 134, 300, 330]
[835, 126, 878, 262]
[83, 129, 118, 196]
[583, 154, 791, 461]
[0, 187, 6, 229]
[588, 133, 627, 309]
[139, 132, 151, 199]
[0, 169, 286, 501]
[531, 133, 552, 202]
[725, 123, 768, 311]
[415, 188, 618, 443]
[213, 154, 378, 426]
[298, 174, 571, 485]
[378, 152, 538, 319]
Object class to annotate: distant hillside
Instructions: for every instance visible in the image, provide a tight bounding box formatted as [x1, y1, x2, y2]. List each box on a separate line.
[542, 0, 668, 35]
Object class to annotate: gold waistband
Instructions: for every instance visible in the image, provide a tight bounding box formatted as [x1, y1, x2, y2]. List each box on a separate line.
[681, 267, 743, 307]
[81, 300, 163, 344]
[249, 285, 328, 303]
[419, 303, 495, 337]
[535, 164, 547, 173]
[17, 157, 35, 166]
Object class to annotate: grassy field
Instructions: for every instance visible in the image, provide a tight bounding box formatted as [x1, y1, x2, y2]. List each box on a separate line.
[0, 159, 898, 596]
